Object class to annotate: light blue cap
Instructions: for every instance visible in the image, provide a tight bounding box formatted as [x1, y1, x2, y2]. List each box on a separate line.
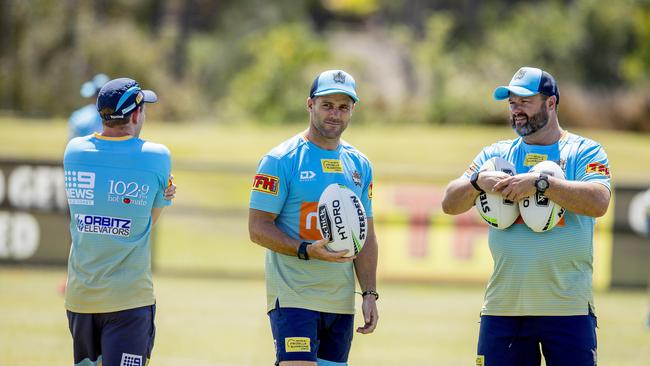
[309, 70, 359, 102]
[80, 73, 110, 98]
[493, 67, 559, 104]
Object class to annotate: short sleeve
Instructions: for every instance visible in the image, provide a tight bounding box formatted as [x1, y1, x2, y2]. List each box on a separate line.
[153, 153, 172, 208]
[361, 164, 373, 219]
[462, 146, 494, 180]
[574, 142, 611, 191]
[249, 155, 288, 214]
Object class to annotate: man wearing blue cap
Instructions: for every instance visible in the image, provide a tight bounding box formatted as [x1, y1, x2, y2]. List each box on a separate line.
[249, 70, 379, 366]
[442, 67, 611, 366]
[68, 74, 110, 140]
[63, 77, 175, 366]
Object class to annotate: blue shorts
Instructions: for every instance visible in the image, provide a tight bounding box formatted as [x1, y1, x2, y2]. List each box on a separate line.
[67, 305, 156, 366]
[268, 302, 354, 365]
[477, 312, 597, 366]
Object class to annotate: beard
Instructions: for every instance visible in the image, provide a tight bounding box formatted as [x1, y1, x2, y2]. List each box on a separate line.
[312, 117, 347, 139]
[510, 106, 549, 137]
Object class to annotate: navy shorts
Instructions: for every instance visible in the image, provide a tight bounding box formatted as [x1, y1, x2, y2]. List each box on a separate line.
[67, 305, 156, 366]
[477, 312, 597, 366]
[268, 302, 354, 365]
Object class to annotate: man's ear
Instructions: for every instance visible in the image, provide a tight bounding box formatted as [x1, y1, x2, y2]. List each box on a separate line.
[306, 97, 314, 112]
[547, 96, 557, 110]
[130, 106, 141, 124]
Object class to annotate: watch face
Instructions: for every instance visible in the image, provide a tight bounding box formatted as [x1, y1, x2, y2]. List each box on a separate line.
[537, 179, 549, 190]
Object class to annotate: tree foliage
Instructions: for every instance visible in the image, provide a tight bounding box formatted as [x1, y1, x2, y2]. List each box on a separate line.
[0, 0, 647, 129]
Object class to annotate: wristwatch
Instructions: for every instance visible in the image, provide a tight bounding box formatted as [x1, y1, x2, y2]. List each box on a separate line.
[361, 290, 379, 300]
[297, 241, 311, 260]
[470, 170, 483, 192]
[535, 173, 550, 193]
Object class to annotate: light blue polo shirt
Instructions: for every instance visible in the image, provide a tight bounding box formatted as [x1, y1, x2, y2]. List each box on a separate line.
[463, 132, 611, 316]
[250, 134, 373, 314]
[63, 133, 172, 313]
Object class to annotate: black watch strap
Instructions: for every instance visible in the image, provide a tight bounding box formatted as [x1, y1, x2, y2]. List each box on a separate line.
[535, 173, 550, 193]
[470, 171, 482, 192]
[297, 241, 311, 260]
[361, 290, 379, 300]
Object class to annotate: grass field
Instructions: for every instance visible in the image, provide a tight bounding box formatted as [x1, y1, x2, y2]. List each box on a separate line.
[1, 118, 649, 365]
[1, 267, 649, 366]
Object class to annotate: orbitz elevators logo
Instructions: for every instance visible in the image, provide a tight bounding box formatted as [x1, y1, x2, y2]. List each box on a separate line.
[75, 214, 131, 237]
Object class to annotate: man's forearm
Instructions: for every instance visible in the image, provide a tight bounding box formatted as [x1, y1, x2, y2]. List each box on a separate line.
[442, 178, 479, 215]
[354, 221, 378, 291]
[544, 179, 610, 217]
[249, 216, 300, 256]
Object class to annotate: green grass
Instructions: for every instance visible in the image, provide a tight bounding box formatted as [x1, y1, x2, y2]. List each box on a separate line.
[1, 118, 649, 364]
[1, 267, 649, 366]
[2, 117, 649, 184]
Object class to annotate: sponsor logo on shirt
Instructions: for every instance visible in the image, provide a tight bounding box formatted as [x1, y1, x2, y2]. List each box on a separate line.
[585, 162, 610, 177]
[252, 174, 279, 195]
[120, 353, 143, 366]
[465, 162, 479, 176]
[299, 170, 316, 181]
[65, 170, 95, 205]
[368, 182, 373, 199]
[524, 153, 548, 166]
[75, 214, 131, 237]
[285, 337, 311, 352]
[299, 202, 322, 240]
[321, 159, 343, 173]
[107, 179, 150, 206]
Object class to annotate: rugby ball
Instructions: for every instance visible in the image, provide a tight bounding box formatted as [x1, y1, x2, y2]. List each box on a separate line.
[317, 183, 367, 257]
[474, 157, 519, 229]
[519, 160, 566, 232]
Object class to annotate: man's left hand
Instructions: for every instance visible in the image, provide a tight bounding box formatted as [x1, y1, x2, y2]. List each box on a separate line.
[493, 173, 537, 202]
[356, 296, 378, 334]
[164, 174, 176, 200]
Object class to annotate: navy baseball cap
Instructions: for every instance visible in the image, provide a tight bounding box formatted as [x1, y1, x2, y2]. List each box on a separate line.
[97, 78, 157, 120]
[493, 67, 560, 104]
[309, 70, 359, 102]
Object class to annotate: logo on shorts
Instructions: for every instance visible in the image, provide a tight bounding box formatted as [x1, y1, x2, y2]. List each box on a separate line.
[475, 355, 484, 366]
[285, 337, 311, 352]
[75, 214, 131, 237]
[252, 174, 279, 195]
[120, 353, 143, 366]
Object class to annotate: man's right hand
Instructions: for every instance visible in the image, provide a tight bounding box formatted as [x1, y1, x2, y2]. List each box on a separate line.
[477, 171, 512, 193]
[307, 238, 356, 262]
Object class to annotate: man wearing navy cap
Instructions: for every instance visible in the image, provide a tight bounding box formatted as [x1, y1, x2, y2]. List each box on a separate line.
[249, 70, 379, 366]
[63, 77, 175, 366]
[442, 67, 611, 366]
